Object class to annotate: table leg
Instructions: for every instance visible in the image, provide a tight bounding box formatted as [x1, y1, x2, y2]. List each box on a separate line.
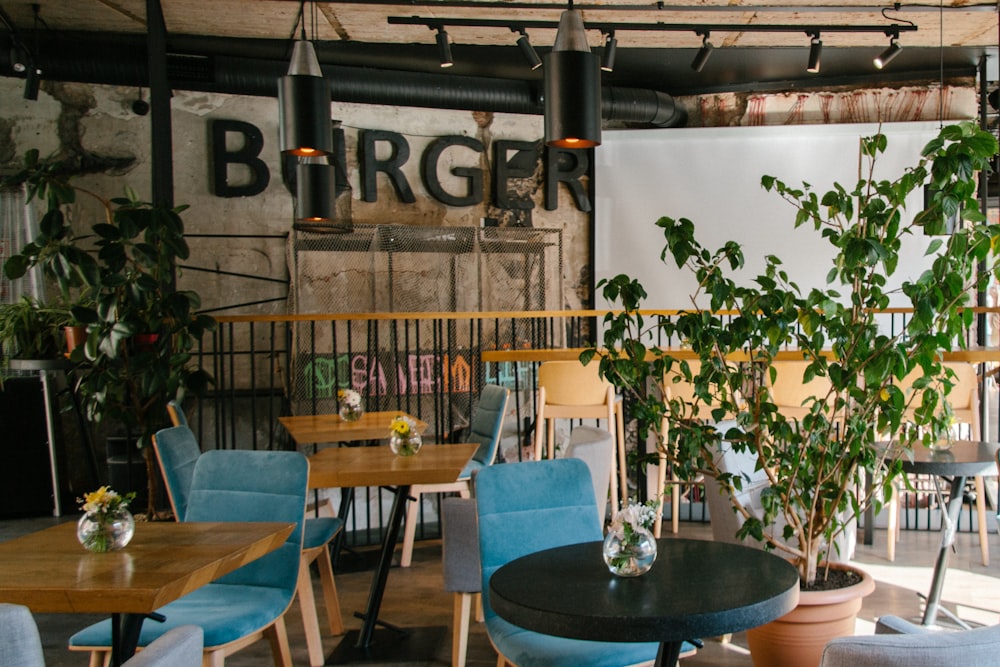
[921, 474, 966, 626]
[355, 483, 411, 648]
[330, 487, 355, 569]
[109, 612, 145, 667]
[655, 640, 682, 667]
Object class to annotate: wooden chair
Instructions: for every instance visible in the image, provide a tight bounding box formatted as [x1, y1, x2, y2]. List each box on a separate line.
[70, 450, 308, 667]
[400, 385, 509, 568]
[767, 360, 834, 422]
[158, 408, 345, 667]
[533, 360, 626, 515]
[888, 362, 989, 565]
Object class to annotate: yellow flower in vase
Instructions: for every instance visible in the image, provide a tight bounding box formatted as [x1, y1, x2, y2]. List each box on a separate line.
[388, 415, 422, 456]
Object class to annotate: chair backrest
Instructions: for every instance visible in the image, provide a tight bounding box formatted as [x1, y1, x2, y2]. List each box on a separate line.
[819, 616, 1000, 666]
[564, 425, 613, 522]
[0, 603, 44, 667]
[475, 458, 601, 622]
[468, 384, 510, 466]
[441, 497, 481, 594]
[186, 449, 308, 594]
[152, 425, 202, 521]
[537, 360, 612, 406]
[898, 362, 979, 437]
[166, 399, 189, 427]
[122, 625, 204, 667]
[767, 360, 833, 421]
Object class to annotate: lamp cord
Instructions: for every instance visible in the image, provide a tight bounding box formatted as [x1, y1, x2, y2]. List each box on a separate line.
[938, 0, 944, 128]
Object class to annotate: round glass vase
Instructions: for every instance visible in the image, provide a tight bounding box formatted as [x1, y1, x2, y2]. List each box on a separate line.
[388, 433, 423, 457]
[339, 403, 364, 422]
[77, 508, 135, 553]
[602, 526, 657, 577]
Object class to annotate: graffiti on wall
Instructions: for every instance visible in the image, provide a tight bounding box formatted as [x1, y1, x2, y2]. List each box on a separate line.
[302, 352, 474, 399]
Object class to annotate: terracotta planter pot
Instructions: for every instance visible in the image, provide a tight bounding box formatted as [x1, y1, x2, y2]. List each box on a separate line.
[64, 325, 87, 355]
[132, 333, 159, 353]
[746, 563, 875, 667]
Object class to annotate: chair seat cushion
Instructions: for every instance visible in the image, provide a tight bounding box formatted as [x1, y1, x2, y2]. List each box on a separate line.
[303, 517, 343, 550]
[69, 583, 293, 650]
[486, 616, 667, 667]
[458, 458, 485, 481]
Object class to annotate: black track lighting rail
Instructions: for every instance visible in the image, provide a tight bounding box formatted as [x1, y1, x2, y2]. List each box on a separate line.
[388, 16, 919, 38]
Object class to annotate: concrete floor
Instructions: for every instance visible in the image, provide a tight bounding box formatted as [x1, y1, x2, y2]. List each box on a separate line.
[4, 515, 999, 667]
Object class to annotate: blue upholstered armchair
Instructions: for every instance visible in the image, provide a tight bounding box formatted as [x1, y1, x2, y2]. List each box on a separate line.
[69, 449, 309, 667]
[475, 458, 662, 667]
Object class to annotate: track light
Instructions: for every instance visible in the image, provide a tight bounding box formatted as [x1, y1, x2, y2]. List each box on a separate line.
[515, 29, 542, 70]
[601, 32, 617, 72]
[691, 32, 713, 72]
[874, 38, 902, 69]
[806, 33, 822, 73]
[435, 28, 454, 68]
[23, 61, 40, 100]
[544, 6, 602, 149]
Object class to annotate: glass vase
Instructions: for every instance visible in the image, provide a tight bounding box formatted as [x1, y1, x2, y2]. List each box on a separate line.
[339, 403, 364, 422]
[77, 508, 135, 553]
[389, 433, 423, 457]
[603, 526, 657, 577]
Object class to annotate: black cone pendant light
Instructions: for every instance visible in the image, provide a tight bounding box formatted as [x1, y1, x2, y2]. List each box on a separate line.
[544, 5, 601, 148]
[278, 38, 333, 156]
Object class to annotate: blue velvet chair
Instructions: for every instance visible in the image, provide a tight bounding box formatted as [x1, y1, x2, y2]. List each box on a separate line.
[69, 449, 308, 667]
[154, 417, 345, 667]
[400, 384, 509, 567]
[475, 458, 662, 667]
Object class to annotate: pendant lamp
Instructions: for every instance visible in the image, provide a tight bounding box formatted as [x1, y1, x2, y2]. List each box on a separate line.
[278, 39, 333, 156]
[544, 7, 601, 148]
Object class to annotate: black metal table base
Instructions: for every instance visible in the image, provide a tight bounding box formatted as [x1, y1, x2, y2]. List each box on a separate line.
[326, 626, 447, 664]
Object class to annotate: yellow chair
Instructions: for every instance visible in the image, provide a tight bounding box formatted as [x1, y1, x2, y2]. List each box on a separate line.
[767, 360, 834, 423]
[888, 362, 989, 564]
[533, 360, 626, 515]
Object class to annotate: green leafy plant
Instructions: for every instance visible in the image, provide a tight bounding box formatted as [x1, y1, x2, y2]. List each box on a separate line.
[3, 149, 216, 516]
[0, 295, 71, 363]
[587, 122, 999, 586]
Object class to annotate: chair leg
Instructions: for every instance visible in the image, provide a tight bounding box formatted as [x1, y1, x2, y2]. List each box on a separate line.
[315, 543, 345, 635]
[203, 649, 225, 667]
[886, 482, 898, 562]
[401, 489, 421, 568]
[671, 481, 681, 535]
[474, 592, 484, 622]
[297, 554, 326, 667]
[87, 651, 108, 667]
[264, 617, 293, 667]
[452, 592, 473, 667]
[975, 475, 989, 566]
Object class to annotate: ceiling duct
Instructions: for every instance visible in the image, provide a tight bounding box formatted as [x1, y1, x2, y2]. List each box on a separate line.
[0, 32, 686, 129]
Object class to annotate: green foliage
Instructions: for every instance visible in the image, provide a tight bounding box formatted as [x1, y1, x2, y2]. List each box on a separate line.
[0, 296, 71, 362]
[2, 151, 216, 465]
[589, 122, 999, 586]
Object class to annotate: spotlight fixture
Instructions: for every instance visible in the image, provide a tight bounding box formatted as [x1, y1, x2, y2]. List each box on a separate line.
[22, 60, 40, 100]
[806, 32, 822, 73]
[514, 29, 542, 70]
[601, 32, 617, 72]
[277, 3, 332, 156]
[296, 157, 337, 224]
[690, 31, 713, 72]
[874, 38, 902, 69]
[435, 27, 454, 68]
[544, 4, 601, 149]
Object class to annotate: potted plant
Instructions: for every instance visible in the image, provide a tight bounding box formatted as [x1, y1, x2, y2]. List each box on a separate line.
[0, 295, 72, 364]
[587, 122, 999, 665]
[2, 149, 216, 517]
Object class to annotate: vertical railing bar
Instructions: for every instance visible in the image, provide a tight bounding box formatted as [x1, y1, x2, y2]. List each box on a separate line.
[248, 321, 258, 450]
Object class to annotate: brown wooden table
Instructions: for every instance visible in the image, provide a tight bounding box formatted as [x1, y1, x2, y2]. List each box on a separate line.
[308, 443, 477, 663]
[0, 520, 293, 665]
[279, 411, 428, 446]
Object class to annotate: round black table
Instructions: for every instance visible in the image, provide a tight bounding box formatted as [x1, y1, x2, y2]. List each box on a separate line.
[489, 537, 800, 667]
[886, 440, 999, 626]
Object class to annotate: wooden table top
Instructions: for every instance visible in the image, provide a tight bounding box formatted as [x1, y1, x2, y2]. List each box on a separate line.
[308, 443, 478, 489]
[0, 521, 293, 614]
[480, 347, 1000, 364]
[279, 411, 429, 445]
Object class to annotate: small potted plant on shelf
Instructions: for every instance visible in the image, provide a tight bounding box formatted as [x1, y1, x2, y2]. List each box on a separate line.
[2, 149, 216, 517]
[588, 122, 999, 666]
[0, 295, 72, 364]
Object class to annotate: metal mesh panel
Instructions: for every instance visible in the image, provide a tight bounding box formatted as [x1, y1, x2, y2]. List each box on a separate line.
[1, 186, 42, 379]
[288, 224, 563, 421]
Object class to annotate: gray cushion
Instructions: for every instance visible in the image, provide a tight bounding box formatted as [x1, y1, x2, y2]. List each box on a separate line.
[122, 625, 203, 667]
[820, 615, 1000, 667]
[0, 603, 44, 667]
[441, 497, 481, 593]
